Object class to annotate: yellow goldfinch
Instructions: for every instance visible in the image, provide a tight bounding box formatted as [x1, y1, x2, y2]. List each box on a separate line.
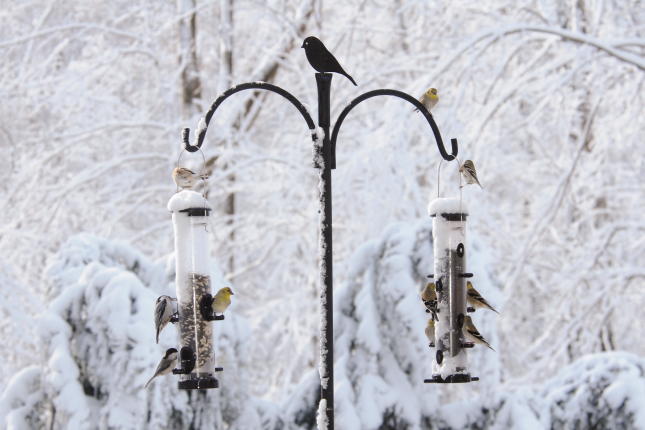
[211, 287, 234, 315]
[415, 88, 439, 113]
[425, 318, 435, 346]
[172, 167, 208, 189]
[420, 282, 436, 302]
[466, 282, 498, 314]
[459, 160, 482, 188]
[420, 282, 437, 319]
[463, 316, 494, 351]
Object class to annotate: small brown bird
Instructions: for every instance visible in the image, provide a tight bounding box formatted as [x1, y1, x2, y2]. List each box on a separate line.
[414, 88, 439, 113]
[172, 167, 208, 189]
[459, 160, 482, 188]
[211, 287, 234, 315]
[463, 316, 494, 351]
[145, 348, 178, 388]
[466, 281, 498, 314]
[425, 318, 435, 347]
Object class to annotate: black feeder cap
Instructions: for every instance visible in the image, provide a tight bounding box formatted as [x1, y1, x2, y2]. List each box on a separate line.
[179, 207, 211, 217]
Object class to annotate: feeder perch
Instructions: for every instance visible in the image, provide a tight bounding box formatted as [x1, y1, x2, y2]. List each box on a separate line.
[173, 346, 196, 374]
[200, 293, 225, 321]
[168, 190, 219, 390]
[425, 197, 478, 384]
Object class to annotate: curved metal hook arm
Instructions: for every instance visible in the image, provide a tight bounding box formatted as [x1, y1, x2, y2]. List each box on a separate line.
[329, 89, 458, 168]
[182, 82, 317, 152]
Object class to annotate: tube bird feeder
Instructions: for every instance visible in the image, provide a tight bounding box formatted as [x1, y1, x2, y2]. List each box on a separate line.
[168, 189, 219, 389]
[424, 197, 478, 383]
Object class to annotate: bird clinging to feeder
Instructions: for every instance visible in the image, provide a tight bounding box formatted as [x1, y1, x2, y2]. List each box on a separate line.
[462, 316, 494, 351]
[145, 348, 178, 388]
[466, 281, 499, 314]
[425, 318, 436, 347]
[154, 295, 178, 344]
[301, 36, 357, 86]
[211, 287, 234, 316]
[420, 282, 438, 320]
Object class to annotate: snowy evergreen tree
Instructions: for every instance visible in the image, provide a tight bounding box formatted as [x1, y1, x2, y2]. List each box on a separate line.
[1, 235, 265, 429]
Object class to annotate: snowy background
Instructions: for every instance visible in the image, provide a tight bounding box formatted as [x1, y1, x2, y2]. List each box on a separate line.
[1, 1, 644, 429]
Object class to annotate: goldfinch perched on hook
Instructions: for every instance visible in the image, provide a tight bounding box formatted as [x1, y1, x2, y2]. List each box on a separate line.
[466, 281, 499, 314]
[414, 88, 439, 113]
[145, 348, 178, 388]
[211, 287, 234, 315]
[463, 316, 494, 351]
[425, 318, 435, 347]
[172, 167, 208, 189]
[459, 160, 482, 188]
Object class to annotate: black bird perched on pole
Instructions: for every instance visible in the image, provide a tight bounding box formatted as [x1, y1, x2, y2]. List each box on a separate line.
[301, 36, 357, 86]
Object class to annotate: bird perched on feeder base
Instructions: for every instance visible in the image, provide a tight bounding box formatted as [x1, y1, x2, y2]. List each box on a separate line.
[154, 295, 177, 344]
[459, 160, 483, 189]
[172, 167, 208, 189]
[414, 88, 439, 113]
[145, 348, 178, 388]
[466, 281, 499, 313]
[463, 316, 494, 351]
[301, 36, 357, 86]
[211, 287, 234, 316]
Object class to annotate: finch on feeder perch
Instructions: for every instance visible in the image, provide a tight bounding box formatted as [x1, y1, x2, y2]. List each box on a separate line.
[466, 281, 499, 314]
[172, 167, 208, 189]
[211, 287, 234, 315]
[463, 316, 494, 351]
[154, 295, 177, 344]
[420, 282, 438, 319]
[145, 348, 178, 388]
[425, 318, 435, 347]
[414, 88, 439, 113]
[459, 160, 482, 188]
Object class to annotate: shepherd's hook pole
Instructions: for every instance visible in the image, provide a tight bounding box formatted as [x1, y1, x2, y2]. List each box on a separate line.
[316, 72, 334, 429]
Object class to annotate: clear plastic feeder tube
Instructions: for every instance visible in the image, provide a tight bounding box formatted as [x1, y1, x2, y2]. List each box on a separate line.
[428, 197, 471, 382]
[168, 189, 217, 389]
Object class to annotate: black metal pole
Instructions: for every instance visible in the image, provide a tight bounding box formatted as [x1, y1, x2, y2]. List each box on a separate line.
[316, 72, 334, 429]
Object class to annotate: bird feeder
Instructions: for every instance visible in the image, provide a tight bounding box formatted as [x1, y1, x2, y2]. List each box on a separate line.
[424, 196, 478, 384]
[168, 189, 220, 389]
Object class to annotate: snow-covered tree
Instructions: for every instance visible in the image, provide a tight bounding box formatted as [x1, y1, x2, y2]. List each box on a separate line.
[1, 235, 264, 429]
[0, 0, 643, 428]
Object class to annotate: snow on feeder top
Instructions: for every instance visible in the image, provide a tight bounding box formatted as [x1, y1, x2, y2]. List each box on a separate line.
[167, 189, 221, 390]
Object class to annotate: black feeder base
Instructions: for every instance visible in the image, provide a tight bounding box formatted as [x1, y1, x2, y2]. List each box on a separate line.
[178, 375, 219, 390]
[424, 374, 479, 384]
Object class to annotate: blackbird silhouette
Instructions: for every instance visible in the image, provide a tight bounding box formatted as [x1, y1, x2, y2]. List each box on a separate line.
[301, 36, 357, 86]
